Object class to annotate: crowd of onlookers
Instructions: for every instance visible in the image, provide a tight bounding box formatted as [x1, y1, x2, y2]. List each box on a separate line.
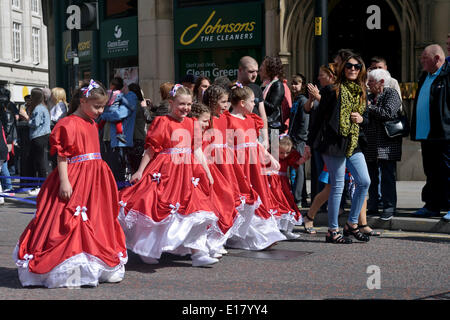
[0, 37, 448, 226]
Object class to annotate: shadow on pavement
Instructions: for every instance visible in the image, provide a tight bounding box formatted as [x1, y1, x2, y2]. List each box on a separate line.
[0, 267, 23, 289]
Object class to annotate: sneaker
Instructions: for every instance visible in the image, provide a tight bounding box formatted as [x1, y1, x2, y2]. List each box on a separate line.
[139, 255, 159, 264]
[101, 272, 124, 283]
[282, 230, 301, 240]
[379, 211, 393, 221]
[27, 188, 40, 197]
[411, 207, 440, 218]
[211, 252, 223, 259]
[116, 134, 127, 144]
[191, 252, 219, 267]
[218, 248, 228, 255]
[442, 211, 450, 222]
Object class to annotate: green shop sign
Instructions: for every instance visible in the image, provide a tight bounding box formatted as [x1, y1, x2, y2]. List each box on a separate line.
[100, 16, 138, 59]
[62, 31, 93, 65]
[174, 2, 263, 50]
[178, 48, 262, 82]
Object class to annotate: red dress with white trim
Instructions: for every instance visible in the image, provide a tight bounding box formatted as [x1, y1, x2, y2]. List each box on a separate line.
[267, 150, 303, 232]
[199, 113, 259, 252]
[13, 115, 128, 288]
[222, 112, 286, 250]
[118, 115, 218, 259]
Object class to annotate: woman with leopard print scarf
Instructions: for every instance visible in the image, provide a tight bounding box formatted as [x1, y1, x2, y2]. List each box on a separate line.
[306, 54, 371, 244]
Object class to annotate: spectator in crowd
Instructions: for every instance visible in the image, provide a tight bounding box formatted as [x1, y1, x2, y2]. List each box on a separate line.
[365, 68, 403, 221]
[128, 83, 147, 174]
[16, 95, 33, 185]
[260, 55, 286, 133]
[368, 56, 402, 101]
[237, 56, 269, 148]
[19, 88, 51, 196]
[288, 73, 310, 207]
[0, 87, 17, 192]
[50, 87, 68, 128]
[307, 53, 371, 244]
[410, 44, 449, 221]
[98, 83, 138, 183]
[193, 76, 211, 103]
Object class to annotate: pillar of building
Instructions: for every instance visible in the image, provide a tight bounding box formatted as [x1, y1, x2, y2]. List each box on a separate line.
[138, 0, 174, 104]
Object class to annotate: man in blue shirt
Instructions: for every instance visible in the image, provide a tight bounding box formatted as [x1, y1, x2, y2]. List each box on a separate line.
[410, 44, 450, 221]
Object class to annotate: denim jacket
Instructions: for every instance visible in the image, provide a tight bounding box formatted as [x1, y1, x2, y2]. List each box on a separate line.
[28, 104, 51, 140]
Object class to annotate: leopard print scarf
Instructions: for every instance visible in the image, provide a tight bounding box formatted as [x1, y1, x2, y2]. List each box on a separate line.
[339, 81, 365, 157]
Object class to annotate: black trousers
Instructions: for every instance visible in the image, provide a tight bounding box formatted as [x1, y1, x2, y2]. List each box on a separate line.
[421, 140, 450, 212]
[367, 159, 397, 213]
[30, 134, 50, 178]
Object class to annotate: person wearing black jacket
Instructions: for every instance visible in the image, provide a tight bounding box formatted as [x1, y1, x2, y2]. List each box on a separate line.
[410, 44, 450, 220]
[306, 54, 371, 244]
[260, 56, 285, 132]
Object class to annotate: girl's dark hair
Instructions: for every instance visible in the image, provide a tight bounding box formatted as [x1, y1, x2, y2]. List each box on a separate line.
[128, 83, 144, 102]
[263, 55, 285, 80]
[68, 80, 107, 115]
[202, 84, 229, 116]
[110, 77, 124, 91]
[30, 88, 45, 113]
[189, 102, 210, 119]
[229, 84, 253, 106]
[193, 76, 211, 99]
[291, 73, 307, 95]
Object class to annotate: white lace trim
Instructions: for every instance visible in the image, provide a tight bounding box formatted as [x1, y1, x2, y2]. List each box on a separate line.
[118, 204, 218, 259]
[226, 201, 287, 251]
[275, 211, 302, 232]
[13, 245, 127, 288]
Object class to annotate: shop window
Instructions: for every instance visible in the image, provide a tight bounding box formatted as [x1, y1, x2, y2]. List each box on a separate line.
[105, 0, 137, 19]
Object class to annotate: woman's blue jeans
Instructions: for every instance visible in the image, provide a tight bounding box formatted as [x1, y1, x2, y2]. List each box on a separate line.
[322, 152, 371, 230]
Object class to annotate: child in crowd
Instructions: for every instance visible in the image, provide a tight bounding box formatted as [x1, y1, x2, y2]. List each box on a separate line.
[13, 80, 128, 288]
[98, 77, 128, 144]
[267, 135, 310, 239]
[223, 83, 287, 250]
[118, 85, 220, 267]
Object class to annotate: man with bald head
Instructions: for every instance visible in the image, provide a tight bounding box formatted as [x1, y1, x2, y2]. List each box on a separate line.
[238, 56, 269, 149]
[411, 44, 450, 221]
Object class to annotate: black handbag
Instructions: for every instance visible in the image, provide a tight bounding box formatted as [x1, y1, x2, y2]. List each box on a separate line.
[383, 109, 410, 138]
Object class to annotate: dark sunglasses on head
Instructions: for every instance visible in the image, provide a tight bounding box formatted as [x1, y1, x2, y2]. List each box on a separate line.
[345, 62, 362, 70]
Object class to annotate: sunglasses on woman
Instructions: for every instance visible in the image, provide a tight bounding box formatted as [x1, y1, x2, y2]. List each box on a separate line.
[345, 62, 363, 70]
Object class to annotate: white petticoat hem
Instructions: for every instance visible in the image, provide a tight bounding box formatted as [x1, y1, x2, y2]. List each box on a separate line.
[118, 206, 219, 259]
[206, 196, 261, 254]
[12, 245, 127, 288]
[275, 212, 303, 232]
[226, 211, 287, 251]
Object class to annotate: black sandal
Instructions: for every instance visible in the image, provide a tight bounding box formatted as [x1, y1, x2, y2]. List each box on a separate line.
[343, 223, 370, 242]
[302, 213, 317, 234]
[325, 230, 352, 244]
[358, 224, 381, 237]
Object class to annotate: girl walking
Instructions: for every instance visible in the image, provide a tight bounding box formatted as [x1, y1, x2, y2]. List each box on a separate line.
[118, 85, 220, 267]
[13, 80, 128, 288]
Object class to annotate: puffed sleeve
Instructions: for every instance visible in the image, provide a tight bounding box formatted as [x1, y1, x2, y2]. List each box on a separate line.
[50, 120, 76, 157]
[144, 116, 168, 153]
[248, 113, 264, 137]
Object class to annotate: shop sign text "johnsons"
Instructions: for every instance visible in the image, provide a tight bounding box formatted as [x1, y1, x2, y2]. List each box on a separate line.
[180, 11, 256, 45]
[175, 3, 262, 50]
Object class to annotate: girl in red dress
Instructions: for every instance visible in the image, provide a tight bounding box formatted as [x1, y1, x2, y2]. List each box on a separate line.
[266, 135, 310, 239]
[118, 85, 220, 267]
[222, 84, 286, 250]
[13, 80, 128, 288]
[201, 85, 261, 253]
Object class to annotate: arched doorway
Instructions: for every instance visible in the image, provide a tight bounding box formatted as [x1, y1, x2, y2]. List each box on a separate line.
[328, 0, 402, 79]
[281, 0, 420, 84]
